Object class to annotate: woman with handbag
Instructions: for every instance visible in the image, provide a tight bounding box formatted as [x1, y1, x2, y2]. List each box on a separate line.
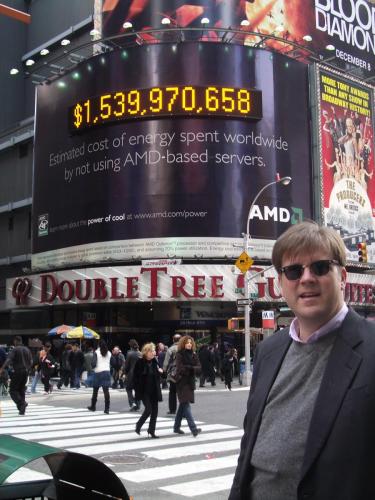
[173, 336, 202, 437]
[87, 340, 111, 414]
[134, 342, 163, 438]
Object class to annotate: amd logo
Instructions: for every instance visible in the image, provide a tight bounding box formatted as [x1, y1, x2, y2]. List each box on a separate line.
[250, 205, 303, 224]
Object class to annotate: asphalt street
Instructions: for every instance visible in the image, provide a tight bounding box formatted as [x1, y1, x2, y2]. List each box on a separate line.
[0, 379, 249, 500]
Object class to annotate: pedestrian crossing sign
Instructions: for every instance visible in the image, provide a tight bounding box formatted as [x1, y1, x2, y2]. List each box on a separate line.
[235, 252, 254, 274]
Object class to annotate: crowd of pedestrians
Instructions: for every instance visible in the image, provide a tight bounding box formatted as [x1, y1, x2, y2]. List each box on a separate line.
[0, 333, 240, 424]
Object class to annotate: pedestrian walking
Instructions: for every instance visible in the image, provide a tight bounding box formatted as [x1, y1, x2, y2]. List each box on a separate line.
[229, 221, 375, 500]
[163, 333, 181, 415]
[173, 335, 202, 437]
[57, 343, 72, 389]
[0, 336, 32, 415]
[110, 346, 125, 389]
[69, 343, 84, 388]
[157, 343, 168, 389]
[30, 346, 45, 393]
[83, 344, 95, 388]
[40, 341, 56, 394]
[198, 344, 215, 387]
[87, 340, 111, 414]
[124, 339, 142, 411]
[222, 348, 236, 390]
[134, 342, 163, 438]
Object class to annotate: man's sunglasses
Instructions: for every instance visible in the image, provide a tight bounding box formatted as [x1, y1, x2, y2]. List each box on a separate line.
[280, 259, 341, 281]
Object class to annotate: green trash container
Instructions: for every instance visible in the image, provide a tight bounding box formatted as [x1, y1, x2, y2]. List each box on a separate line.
[0, 435, 130, 500]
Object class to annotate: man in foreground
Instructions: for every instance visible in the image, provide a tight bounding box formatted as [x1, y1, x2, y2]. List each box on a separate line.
[229, 221, 375, 500]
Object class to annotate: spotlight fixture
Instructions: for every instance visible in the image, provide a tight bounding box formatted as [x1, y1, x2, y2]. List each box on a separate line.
[61, 39, 70, 46]
[25, 59, 35, 66]
[161, 17, 171, 25]
[10, 68, 19, 75]
[90, 29, 100, 36]
[122, 21, 133, 29]
[302, 34, 312, 42]
[326, 44, 335, 51]
[240, 19, 250, 26]
[201, 17, 210, 25]
[40, 48, 49, 56]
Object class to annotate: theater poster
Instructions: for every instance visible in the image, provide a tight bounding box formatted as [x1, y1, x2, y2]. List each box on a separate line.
[313, 65, 375, 263]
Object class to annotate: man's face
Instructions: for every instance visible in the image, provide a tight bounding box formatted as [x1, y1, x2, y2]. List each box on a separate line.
[278, 251, 346, 334]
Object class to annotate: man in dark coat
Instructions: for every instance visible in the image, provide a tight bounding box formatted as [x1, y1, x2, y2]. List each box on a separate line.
[124, 339, 142, 411]
[229, 221, 375, 500]
[198, 344, 215, 387]
[0, 336, 32, 414]
[69, 343, 84, 389]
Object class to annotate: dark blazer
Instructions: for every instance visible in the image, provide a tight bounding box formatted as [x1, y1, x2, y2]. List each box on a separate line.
[133, 357, 162, 402]
[229, 309, 375, 500]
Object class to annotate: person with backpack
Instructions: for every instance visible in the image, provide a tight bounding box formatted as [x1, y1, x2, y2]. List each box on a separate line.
[163, 333, 181, 415]
[0, 336, 32, 414]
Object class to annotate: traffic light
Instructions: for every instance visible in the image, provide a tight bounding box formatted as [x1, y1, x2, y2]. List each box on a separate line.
[357, 242, 368, 263]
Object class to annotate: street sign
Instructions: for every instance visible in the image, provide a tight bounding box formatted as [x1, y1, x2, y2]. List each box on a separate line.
[235, 252, 254, 274]
[237, 298, 250, 306]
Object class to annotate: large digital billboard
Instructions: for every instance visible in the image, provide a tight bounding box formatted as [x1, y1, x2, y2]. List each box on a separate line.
[102, 0, 375, 76]
[313, 65, 375, 262]
[32, 43, 311, 270]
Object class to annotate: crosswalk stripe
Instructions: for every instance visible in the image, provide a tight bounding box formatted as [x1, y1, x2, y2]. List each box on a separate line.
[0, 411, 145, 427]
[0, 401, 242, 498]
[67, 430, 242, 456]
[0, 415, 174, 435]
[145, 439, 241, 460]
[117, 454, 238, 482]
[38, 424, 236, 448]
[0, 408, 110, 420]
[160, 473, 235, 497]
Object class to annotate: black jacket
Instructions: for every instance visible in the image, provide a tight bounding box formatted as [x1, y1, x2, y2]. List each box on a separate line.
[133, 357, 162, 402]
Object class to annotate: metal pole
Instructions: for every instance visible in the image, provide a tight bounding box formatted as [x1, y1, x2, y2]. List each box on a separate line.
[243, 234, 252, 387]
[241, 174, 291, 387]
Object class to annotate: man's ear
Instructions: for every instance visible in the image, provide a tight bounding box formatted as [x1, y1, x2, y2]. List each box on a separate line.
[340, 267, 347, 289]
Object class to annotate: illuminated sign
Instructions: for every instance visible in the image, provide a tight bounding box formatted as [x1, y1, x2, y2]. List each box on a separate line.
[6, 266, 375, 308]
[70, 85, 262, 132]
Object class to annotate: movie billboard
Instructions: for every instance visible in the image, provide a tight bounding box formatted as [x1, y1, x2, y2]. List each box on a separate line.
[314, 65, 375, 262]
[102, 0, 374, 76]
[32, 44, 311, 270]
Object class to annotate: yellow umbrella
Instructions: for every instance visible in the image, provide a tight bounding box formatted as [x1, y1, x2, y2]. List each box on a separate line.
[61, 326, 100, 339]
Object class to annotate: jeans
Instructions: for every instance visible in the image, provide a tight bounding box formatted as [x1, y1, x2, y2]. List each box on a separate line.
[71, 368, 81, 388]
[174, 402, 197, 433]
[31, 371, 40, 393]
[168, 381, 177, 413]
[86, 371, 94, 388]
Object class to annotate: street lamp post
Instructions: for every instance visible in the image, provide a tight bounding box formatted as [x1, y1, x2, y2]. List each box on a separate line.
[242, 173, 292, 387]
